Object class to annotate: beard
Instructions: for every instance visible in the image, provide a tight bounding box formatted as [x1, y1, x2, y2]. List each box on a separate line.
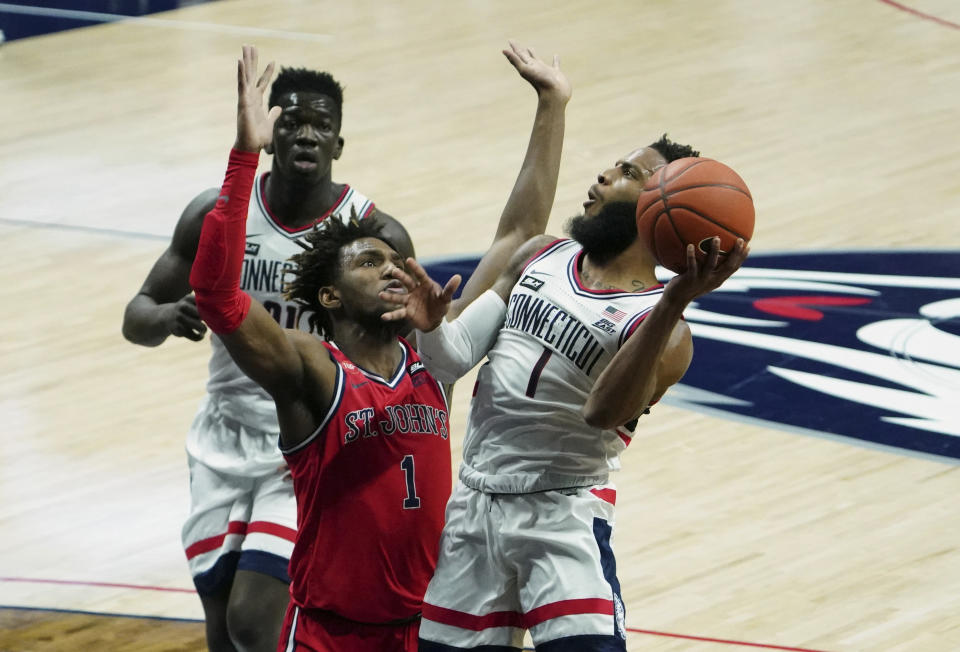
[566, 201, 638, 265]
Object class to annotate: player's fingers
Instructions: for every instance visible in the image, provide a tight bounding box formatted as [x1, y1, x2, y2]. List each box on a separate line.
[181, 302, 201, 320]
[684, 243, 697, 275]
[184, 328, 206, 342]
[257, 60, 275, 91]
[242, 45, 252, 81]
[404, 258, 435, 287]
[440, 274, 462, 302]
[379, 289, 409, 306]
[380, 306, 408, 321]
[704, 236, 721, 271]
[266, 105, 282, 131]
[553, 54, 560, 68]
[390, 265, 420, 291]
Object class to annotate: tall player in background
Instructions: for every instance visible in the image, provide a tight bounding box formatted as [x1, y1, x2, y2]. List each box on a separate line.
[189, 43, 569, 652]
[122, 56, 411, 650]
[382, 154, 748, 651]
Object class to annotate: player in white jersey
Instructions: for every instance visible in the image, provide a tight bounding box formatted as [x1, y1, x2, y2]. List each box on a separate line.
[380, 139, 749, 650]
[123, 65, 412, 652]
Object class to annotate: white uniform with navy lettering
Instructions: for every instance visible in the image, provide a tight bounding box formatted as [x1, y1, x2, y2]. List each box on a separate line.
[182, 174, 375, 593]
[420, 239, 664, 651]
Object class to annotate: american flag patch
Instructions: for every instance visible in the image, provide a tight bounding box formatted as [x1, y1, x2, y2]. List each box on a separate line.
[604, 305, 627, 322]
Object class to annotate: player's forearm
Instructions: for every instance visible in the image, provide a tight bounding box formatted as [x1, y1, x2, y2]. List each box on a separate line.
[455, 97, 566, 312]
[122, 295, 175, 346]
[417, 290, 506, 383]
[496, 94, 567, 242]
[189, 149, 259, 333]
[583, 296, 687, 429]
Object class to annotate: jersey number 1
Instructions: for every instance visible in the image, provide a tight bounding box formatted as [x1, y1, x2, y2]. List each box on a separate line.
[400, 454, 421, 509]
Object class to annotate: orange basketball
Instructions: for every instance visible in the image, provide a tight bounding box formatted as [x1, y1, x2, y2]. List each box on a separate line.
[635, 157, 754, 274]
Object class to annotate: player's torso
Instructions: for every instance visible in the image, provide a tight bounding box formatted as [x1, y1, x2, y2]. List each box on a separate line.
[283, 339, 452, 622]
[462, 239, 665, 493]
[204, 175, 375, 428]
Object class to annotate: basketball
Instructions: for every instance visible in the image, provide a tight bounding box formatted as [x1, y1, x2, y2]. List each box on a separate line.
[635, 157, 754, 274]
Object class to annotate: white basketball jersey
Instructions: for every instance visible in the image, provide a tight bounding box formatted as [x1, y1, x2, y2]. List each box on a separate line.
[460, 239, 666, 493]
[205, 173, 376, 429]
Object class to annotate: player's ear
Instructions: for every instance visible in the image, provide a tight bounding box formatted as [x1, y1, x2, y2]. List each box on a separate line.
[319, 286, 341, 310]
[332, 136, 343, 160]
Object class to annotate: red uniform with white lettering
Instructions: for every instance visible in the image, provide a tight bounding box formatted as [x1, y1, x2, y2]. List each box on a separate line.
[281, 337, 451, 627]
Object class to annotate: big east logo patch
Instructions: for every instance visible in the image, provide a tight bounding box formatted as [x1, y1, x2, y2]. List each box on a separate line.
[424, 251, 960, 461]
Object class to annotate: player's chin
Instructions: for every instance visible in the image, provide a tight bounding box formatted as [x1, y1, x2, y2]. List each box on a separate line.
[377, 309, 411, 335]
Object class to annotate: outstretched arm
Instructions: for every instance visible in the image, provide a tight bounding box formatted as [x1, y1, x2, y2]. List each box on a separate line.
[583, 238, 750, 429]
[189, 46, 332, 428]
[449, 41, 571, 317]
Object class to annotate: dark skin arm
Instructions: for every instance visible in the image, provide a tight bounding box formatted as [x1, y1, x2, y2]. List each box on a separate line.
[582, 238, 749, 429]
[121, 188, 219, 346]
[448, 41, 570, 318]
[374, 209, 415, 261]
[195, 46, 339, 450]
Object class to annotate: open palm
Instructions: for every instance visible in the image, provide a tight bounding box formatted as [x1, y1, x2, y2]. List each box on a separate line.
[235, 45, 281, 152]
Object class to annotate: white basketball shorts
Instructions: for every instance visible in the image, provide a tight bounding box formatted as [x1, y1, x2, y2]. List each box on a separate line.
[181, 395, 297, 595]
[419, 480, 627, 651]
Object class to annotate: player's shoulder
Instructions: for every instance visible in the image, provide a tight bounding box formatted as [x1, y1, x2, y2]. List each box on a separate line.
[511, 234, 569, 272]
[181, 187, 221, 222]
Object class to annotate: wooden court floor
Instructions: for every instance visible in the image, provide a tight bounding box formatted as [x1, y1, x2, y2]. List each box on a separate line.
[1, 1, 959, 650]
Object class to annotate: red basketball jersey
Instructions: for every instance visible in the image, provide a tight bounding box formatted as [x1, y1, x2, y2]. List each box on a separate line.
[281, 337, 452, 623]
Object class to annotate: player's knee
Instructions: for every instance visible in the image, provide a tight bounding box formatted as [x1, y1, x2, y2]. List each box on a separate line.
[226, 596, 281, 651]
[227, 600, 279, 652]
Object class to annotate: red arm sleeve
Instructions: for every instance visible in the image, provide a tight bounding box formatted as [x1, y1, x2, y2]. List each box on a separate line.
[189, 148, 260, 334]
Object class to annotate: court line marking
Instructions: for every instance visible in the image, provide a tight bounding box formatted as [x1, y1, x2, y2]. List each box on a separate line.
[0, 577, 831, 650]
[0, 3, 334, 42]
[0, 604, 201, 624]
[876, 0, 960, 29]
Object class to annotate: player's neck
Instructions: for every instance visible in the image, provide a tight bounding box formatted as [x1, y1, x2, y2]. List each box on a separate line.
[580, 241, 659, 292]
[264, 170, 344, 228]
[333, 323, 404, 378]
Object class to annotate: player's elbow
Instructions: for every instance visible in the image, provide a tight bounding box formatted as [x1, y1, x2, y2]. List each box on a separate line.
[582, 402, 621, 430]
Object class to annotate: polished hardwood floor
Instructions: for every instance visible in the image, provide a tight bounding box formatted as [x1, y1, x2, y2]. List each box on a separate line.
[1, 0, 959, 650]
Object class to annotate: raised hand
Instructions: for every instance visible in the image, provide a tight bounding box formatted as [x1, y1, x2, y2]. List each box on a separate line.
[379, 258, 462, 332]
[235, 44, 281, 152]
[502, 40, 572, 104]
[664, 237, 750, 305]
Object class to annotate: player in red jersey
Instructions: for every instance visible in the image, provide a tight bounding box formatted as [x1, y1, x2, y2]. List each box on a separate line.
[190, 43, 570, 652]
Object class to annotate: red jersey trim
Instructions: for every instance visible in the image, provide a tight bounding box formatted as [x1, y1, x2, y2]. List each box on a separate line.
[184, 520, 296, 560]
[617, 307, 655, 348]
[256, 175, 372, 236]
[568, 249, 665, 299]
[589, 488, 617, 505]
[422, 597, 614, 631]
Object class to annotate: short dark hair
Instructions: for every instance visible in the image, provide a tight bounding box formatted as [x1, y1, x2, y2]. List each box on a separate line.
[284, 214, 384, 338]
[269, 67, 344, 121]
[649, 133, 700, 161]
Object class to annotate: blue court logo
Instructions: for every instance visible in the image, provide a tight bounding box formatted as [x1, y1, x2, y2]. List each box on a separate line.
[661, 251, 960, 461]
[425, 251, 960, 461]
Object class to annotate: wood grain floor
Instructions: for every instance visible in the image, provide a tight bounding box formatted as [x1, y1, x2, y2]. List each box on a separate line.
[1, 1, 959, 650]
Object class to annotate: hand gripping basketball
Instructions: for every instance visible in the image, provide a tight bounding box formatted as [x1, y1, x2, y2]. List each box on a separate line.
[636, 157, 755, 274]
